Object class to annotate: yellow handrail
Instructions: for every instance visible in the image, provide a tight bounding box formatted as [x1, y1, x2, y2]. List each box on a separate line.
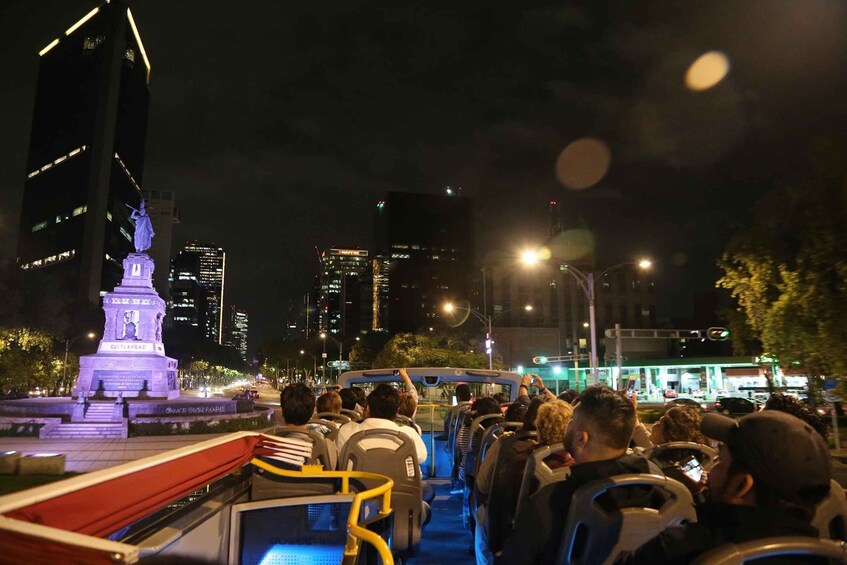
[250, 459, 394, 565]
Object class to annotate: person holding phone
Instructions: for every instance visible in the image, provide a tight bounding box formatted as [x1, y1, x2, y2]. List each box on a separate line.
[616, 411, 832, 565]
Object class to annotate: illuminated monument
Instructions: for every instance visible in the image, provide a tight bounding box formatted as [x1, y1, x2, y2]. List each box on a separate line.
[74, 202, 179, 399]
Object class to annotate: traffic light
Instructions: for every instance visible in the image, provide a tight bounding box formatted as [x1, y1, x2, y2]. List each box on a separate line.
[706, 327, 730, 341]
[532, 356, 549, 365]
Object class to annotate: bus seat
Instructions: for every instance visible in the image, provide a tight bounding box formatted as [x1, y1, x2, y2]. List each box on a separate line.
[556, 473, 696, 565]
[316, 411, 351, 425]
[463, 414, 504, 481]
[485, 430, 538, 553]
[514, 443, 572, 521]
[475, 421, 523, 479]
[448, 404, 472, 462]
[646, 441, 718, 471]
[341, 408, 363, 422]
[307, 417, 340, 442]
[338, 428, 425, 556]
[813, 480, 847, 541]
[690, 536, 847, 564]
[270, 426, 336, 470]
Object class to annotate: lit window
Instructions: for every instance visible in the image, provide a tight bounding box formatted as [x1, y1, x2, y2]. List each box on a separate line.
[106, 211, 113, 221]
[72, 205, 87, 216]
[31, 222, 48, 233]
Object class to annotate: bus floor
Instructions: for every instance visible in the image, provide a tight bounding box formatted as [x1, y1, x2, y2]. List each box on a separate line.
[409, 479, 474, 565]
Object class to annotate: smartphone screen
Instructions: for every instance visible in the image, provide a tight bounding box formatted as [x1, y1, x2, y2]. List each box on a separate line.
[393, 369, 400, 376]
[625, 376, 637, 397]
[677, 455, 703, 483]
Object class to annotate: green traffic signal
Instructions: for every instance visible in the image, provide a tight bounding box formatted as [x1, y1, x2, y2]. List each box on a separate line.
[706, 327, 730, 341]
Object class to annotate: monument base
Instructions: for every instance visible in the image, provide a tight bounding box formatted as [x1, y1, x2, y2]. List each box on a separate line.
[74, 353, 179, 400]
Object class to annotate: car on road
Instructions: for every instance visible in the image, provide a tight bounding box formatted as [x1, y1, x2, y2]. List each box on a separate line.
[714, 396, 757, 416]
[662, 389, 679, 399]
[663, 398, 708, 412]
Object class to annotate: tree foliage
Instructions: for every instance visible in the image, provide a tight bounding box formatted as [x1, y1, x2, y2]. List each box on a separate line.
[717, 140, 847, 381]
[372, 332, 491, 369]
[0, 327, 63, 393]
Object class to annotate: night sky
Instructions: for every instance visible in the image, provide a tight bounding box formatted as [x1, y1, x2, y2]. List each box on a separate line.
[2, 1, 846, 354]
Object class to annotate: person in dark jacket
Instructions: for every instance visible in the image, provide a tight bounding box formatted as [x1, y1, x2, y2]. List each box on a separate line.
[496, 386, 661, 564]
[615, 410, 833, 565]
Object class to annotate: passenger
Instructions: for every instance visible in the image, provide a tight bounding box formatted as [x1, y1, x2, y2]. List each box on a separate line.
[350, 386, 367, 416]
[497, 386, 659, 564]
[517, 374, 556, 403]
[457, 397, 501, 480]
[335, 383, 428, 464]
[339, 388, 358, 411]
[764, 392, 830, 440]
[475, 400, 574, 564]
[631, 405, 709, 449]
[557, 388, 580, 404]
[493, 392, 510, 405]
[446, 383, 474, 493]
[316, 390, 342, 414]
[269, 383, 328, 468]
[616, 411, 832, 564]
[398, 393, 423, 435]
[521, 395, 547, 432]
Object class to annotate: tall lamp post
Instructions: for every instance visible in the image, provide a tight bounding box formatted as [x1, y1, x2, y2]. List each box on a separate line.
[63, 332, 95, 395]
[443, 303, 533, 370]
[319, 333, 360, 381]
[300, 350, 317, 381]
[523, 253, 651, 384]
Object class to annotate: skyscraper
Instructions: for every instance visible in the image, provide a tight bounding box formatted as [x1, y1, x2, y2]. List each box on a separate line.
[374, 190, 474, 333]
[223, 305, 249, 360]
[17, 0, 151, 303]
[141, 189, 180, 301]
[170, 242, 226, 344]
[318, 248, 370, 337]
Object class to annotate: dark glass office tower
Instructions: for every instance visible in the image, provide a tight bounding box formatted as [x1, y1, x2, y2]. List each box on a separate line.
[17, 0, 151, 303]
[374, 191, 474, 334]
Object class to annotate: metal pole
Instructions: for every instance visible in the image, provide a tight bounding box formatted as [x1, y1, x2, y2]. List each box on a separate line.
[487, 316, 493, 370]
[339, 342, 343, 383]
[616, 322, 622, 390]
[587, 272, 599, 385]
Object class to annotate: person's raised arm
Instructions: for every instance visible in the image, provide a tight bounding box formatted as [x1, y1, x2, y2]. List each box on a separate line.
[517, 374, 532, 405]
[532, 375, 556, 400]
[399, 368, 418, 400]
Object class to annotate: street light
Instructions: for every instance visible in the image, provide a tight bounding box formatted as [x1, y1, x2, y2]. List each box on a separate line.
[523, 251, 652, 384]
[63, 332, 95, 396]
[443, 302, 533, 370]
[320, 333, 360, 381]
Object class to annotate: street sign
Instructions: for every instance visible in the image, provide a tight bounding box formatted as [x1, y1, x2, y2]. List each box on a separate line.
[326, 361, 350, 370]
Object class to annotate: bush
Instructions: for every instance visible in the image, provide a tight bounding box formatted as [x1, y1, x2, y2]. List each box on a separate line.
[129, 415, 270, 437]
[0, 422, 44, 437]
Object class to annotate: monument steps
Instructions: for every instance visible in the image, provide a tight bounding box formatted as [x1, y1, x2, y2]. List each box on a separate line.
[44, 422, 125, 439]
[83, 402, 117, 422]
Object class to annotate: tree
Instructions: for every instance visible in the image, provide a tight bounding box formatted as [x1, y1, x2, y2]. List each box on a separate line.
[0, 327, 63, 393]
[372, 332, 489, 369]
[717, 139, 847, 390]
[348, 332, 392, 368]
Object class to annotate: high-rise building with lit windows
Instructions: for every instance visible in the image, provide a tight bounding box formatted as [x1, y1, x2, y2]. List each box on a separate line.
[141, 189, 180, 301]
[170, 242, 226, 344]
[223, 306, 249, 360]
[16, 0, 152, 303]
[374, 191, 473, 333]
[318, 248, 370, 337]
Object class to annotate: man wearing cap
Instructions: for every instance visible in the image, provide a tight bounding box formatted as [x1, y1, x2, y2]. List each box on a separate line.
[616, 410, 833, 564]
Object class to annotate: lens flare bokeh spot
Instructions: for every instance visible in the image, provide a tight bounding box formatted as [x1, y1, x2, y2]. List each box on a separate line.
[554, 138, 611, 190]
[685, 51, 730, 91]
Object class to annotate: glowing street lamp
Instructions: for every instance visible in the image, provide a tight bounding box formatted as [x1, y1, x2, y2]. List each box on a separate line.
[443, 302, 532, 370]
[525, 255, 652, 384]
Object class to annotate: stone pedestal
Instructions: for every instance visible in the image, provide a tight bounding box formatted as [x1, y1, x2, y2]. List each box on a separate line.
[74, 253, 179, 400]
